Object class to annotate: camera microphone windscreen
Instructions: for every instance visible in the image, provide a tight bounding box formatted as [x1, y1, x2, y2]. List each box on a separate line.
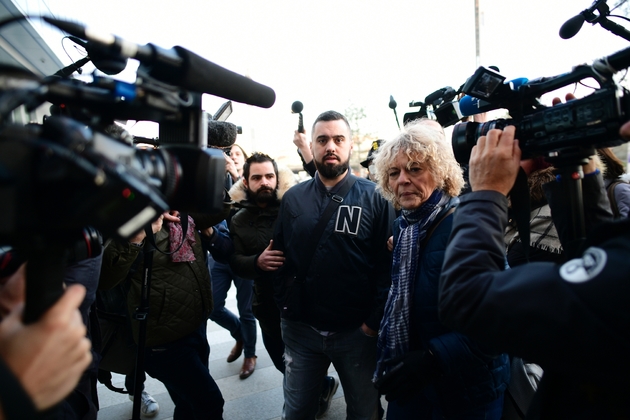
[459, 78, 528, 117]
[291, 101, 303, 114]
[560, 14, 586, 39]
[207, 120, 237, 148]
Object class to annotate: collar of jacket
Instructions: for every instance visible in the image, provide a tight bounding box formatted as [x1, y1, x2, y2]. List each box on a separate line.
[314, 169, 355, 195]
[229, 165, 297, 206]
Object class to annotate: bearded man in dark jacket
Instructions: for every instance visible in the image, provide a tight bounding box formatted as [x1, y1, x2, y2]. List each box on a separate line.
[228, 152, 296, 373]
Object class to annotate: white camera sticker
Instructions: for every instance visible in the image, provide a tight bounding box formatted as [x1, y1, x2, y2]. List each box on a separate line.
[559, 247, 607, 284]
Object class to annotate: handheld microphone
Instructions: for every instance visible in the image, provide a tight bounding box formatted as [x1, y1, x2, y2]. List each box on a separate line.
[291, 101, 305, 133]
[389, 95, 401, 130]
[388, 95, 397, 110]
[44, 17, 276, 108]
[458, 78, 528, 117]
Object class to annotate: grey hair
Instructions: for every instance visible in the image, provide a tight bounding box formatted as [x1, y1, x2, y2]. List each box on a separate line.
[373, 119, 464, 207]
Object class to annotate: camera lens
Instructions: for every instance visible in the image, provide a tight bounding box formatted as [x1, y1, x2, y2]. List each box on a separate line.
[451, 119, 513, 164]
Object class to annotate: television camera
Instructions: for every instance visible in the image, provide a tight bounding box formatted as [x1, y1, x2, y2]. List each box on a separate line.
[450, 45, 630, 164]
[0, 16, 276, 322]
[399, 86, 461, 127]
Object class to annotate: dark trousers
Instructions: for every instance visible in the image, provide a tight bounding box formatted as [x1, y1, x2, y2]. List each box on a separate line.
[56, 254, 103, 420]
[252, 280, 285, 373]
[144, 323, 224, 420]
[261, 328, 285, 374]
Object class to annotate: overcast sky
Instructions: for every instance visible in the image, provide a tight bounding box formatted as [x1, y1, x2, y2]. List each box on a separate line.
[17, 0, 630, 164]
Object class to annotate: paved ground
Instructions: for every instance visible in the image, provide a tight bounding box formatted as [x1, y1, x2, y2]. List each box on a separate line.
[96, 286, 387, 419]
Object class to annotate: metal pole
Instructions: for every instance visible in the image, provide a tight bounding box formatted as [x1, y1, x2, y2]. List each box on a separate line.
[475, 0, 481, 68]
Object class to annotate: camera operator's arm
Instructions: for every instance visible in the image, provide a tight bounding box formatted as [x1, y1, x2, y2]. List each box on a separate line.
[439, 126, 629, 370]
[294, 130, 316, 177]
[0, 265, 91, 414]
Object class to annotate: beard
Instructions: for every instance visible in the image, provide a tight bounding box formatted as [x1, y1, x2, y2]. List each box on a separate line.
[246, 186, 278, 205]
[314, 153, 350, 179]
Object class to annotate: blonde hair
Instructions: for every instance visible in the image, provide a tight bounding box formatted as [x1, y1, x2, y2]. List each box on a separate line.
[373, 119, 464, 207]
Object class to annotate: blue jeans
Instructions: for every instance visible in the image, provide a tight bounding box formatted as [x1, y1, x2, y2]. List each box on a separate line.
[144, 323, 224, 420]
[281, 319, 379, 420]
[208, 260, 257, 358]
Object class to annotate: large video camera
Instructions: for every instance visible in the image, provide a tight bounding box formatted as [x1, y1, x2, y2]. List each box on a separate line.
[403, 86, 461, 127]
[0, 16, 276, 321]
[449, 45, 630, 164]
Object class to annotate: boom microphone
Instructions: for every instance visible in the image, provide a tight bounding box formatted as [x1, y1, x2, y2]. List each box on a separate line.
[43, 17, 276, 108]
[459, 78, 529, 117]
[207, 120, 237, 148]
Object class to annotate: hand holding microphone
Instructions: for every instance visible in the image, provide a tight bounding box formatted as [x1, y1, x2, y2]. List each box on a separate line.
[291, 101, 305, 134]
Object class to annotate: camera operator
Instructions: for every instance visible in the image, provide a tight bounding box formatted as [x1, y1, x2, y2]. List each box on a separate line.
[0, 264, 92, 419]
[439, 123, 629, 418]
[99, 207, 229, 420]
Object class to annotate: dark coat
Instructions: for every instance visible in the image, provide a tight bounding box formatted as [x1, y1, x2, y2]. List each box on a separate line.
[392, 197, 509, 415]
[273, 172, 395, 332]
[228, 167, 296, 326]
[100, 223, 214, 347]
[439, 175, 630, 419]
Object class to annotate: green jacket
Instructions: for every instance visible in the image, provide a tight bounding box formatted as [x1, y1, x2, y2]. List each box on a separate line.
[100, 223, 214, 347]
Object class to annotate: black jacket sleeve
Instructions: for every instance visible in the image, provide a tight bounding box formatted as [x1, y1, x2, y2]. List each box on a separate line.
[439, 187, 630, 375]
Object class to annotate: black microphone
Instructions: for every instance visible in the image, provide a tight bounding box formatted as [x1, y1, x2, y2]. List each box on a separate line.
[560, 14, 586, 39]
[291, 101, 304, 133]
[291, 101, 303, 114]
[43, 17, 276, 108]
[388, 95, 397, 110]
[207, 120, 237, 148]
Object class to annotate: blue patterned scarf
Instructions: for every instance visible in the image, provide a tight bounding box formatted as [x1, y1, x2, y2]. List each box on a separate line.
[373, 189, 449, 381]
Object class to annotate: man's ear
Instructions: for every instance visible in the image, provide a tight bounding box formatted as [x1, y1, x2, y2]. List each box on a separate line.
[242, 177, 249, 188]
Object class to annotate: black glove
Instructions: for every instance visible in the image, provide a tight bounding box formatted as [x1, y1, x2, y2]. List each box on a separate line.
[374, 350, 440, 404]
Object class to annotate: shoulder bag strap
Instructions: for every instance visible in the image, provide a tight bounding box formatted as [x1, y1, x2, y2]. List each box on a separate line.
[297, 176, 357, 279]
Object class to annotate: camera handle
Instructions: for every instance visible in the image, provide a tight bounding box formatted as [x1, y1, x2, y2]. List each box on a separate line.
[23, 244, 66, 324]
